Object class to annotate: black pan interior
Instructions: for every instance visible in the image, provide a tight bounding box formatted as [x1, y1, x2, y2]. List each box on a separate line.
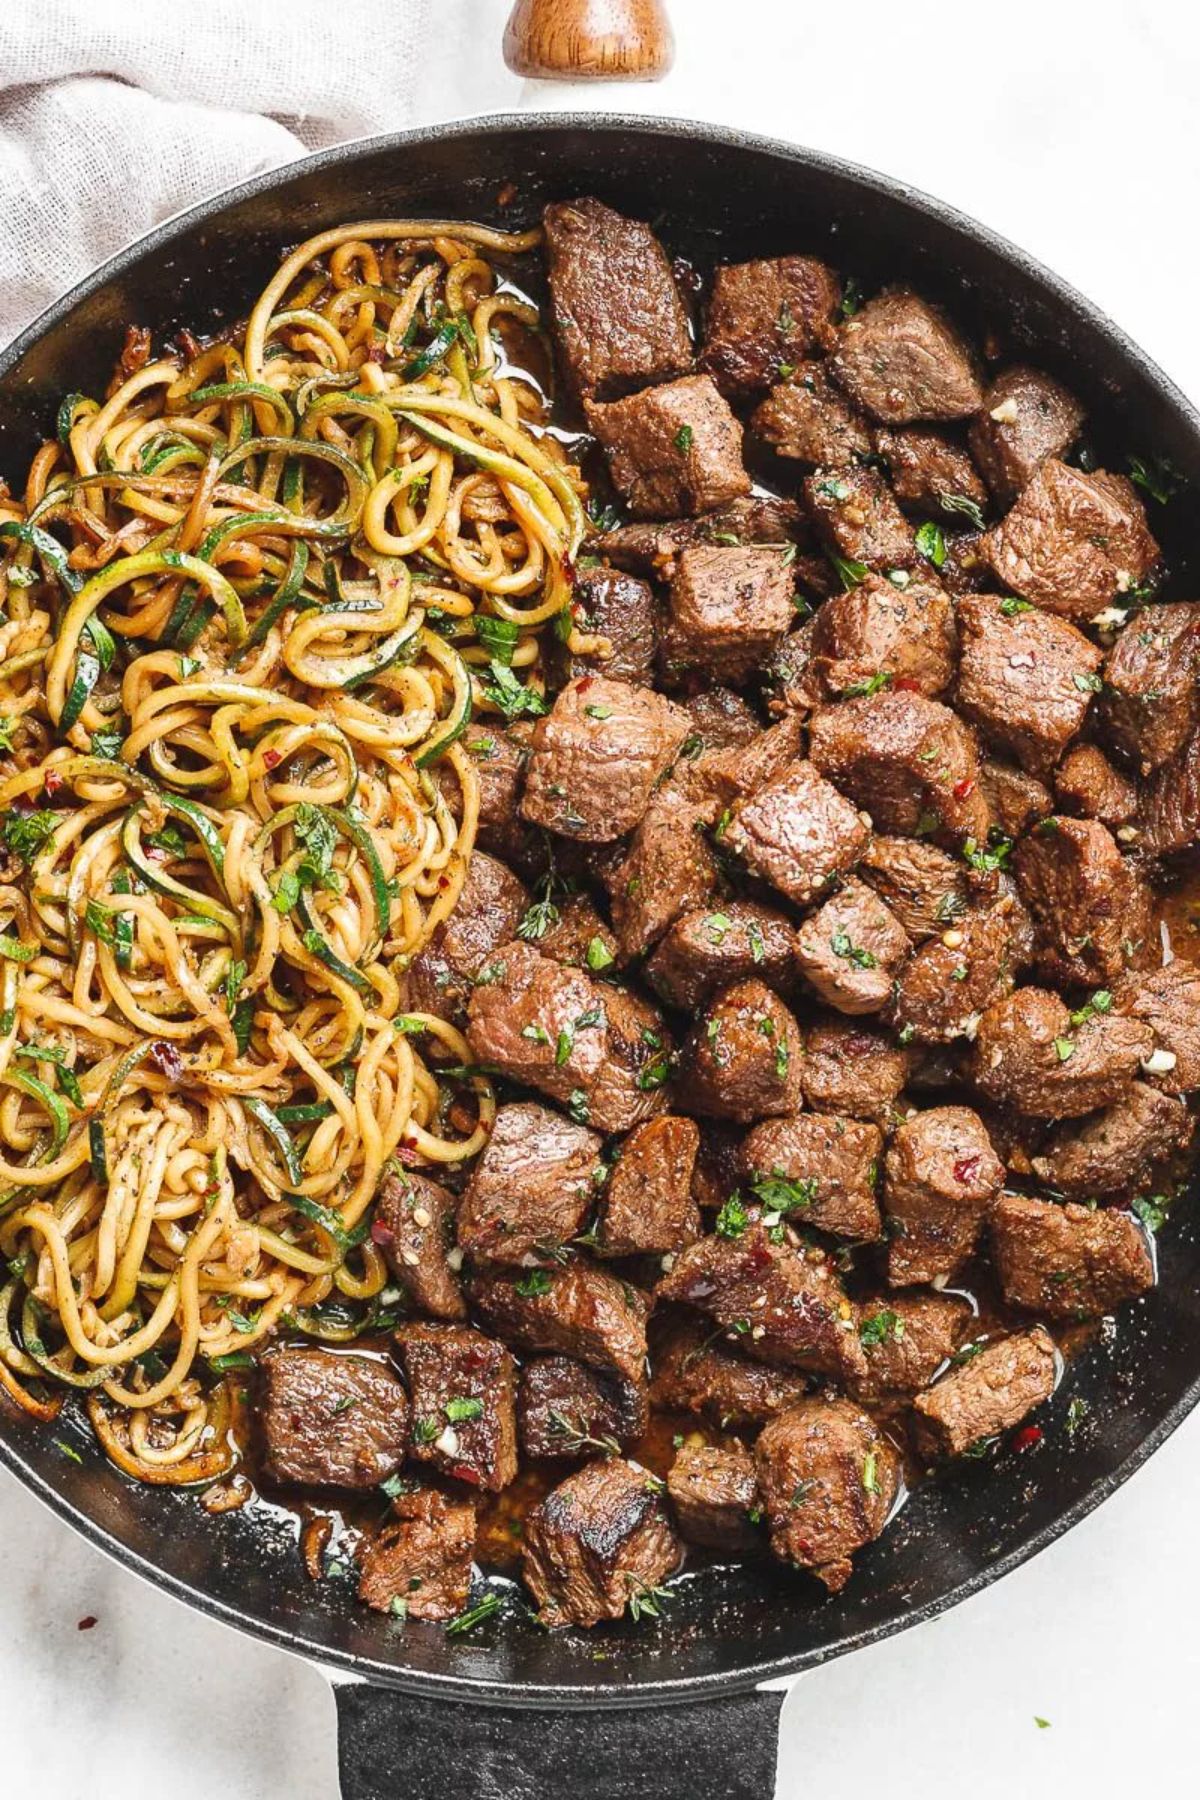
[2, 115, 1199, 1706]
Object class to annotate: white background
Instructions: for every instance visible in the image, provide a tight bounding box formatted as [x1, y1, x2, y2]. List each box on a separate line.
[3, 3, 1200, 1796]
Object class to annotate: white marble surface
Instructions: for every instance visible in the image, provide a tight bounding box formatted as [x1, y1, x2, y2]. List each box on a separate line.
[4, 3, 1200, 1795]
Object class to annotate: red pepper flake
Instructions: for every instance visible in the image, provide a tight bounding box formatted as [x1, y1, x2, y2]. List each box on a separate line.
[149, 1041, 183, 1081]
[449, 1462, 482, 1487]
[437, 874, 450, 890]
[262, 749, 282, 771]
[560, 555, 577, 589]
[1011, 1424, 1043, 1453]
[370, 1219, 395, 1247]
[953, 1153, 982, 1185]
[576, 673, 594, 694]
[43, 769, 64, 798]
[77, 1615, 97, 1631]
[744, 1242, 774, 1274]
[952, 777, 976, 801]
[893, 676, 922, 693]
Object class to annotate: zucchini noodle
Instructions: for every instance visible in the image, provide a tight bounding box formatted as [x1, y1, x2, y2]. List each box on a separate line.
[0, 219, 583, 1485]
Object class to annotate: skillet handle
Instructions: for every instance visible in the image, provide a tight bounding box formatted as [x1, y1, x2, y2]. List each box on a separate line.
[333, 1680, 787, 1800]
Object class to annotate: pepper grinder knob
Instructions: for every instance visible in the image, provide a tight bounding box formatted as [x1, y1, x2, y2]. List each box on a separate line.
[503, 0, 675, 82]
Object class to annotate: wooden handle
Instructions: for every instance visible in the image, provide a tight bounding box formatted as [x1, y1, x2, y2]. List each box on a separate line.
[503, 0, 674, 82]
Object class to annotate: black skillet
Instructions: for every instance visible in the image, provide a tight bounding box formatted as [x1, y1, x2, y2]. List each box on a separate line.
[2, 115, 1199, 1800]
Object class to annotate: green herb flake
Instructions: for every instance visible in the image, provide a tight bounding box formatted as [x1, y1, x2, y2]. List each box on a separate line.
[585, 935, 614, 973]
[674, 425, 694, 454]
[515, 1269, 553, 1298]
[445, 1593, 503, 1636]
[446, 1396, 484, 1423]
[715, 1193, 751, 1239]
[915, 520, 947, 567]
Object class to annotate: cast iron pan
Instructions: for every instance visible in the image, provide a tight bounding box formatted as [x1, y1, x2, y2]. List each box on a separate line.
[2, 115, 1199, 1800]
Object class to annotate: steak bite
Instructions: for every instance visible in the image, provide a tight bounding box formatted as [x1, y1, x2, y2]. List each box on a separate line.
[1054, 743, 1139, 829]
[795, 877, 910, 1016]
[883, 1105, 1004, 1286]
[689, 1121, 744, 1213]
[801, 1017, 909, 1125]
[682, 713, 807, 809]
[763, 618, 824, 717]
[258, 1348, 409, 1490]
[457, 1101, 603, 1267]
[606, 788, 718, 959]
[741, 1111, 885, 1241]
[911, 1327, 1057, 1460]
[954, 595, 1103, 779]
[536, 893, 621, 974]
[755, 1399, 900, 1591]
[373, 1169, 465, 1321]
[1031, 1081, 1191, 1199]
[1013, 816, 1155, 986]
[599, 1115, 701, 1256]
[892, 893, 1028, 1045]
[1135, 728, 1200, 860]
[809, 572, 957, 699]
[406, 849, 529, 1024]
[650, 1313, 811, 1427]
[968, 365, 1086, 506]
[809, 689, 990, 846]
[852, 1292, 974, 1402]
[520, 675, 690, 843]
[357, 1487, 476, 1620]
[468, 1261, 649, 1385]
[645, 900, 798, 1011]
[682, 683, 763, 751]
[989, 1193, 1154, 1320]
[700, 255, 841, 396]
[970, 985, 1153, 1118]
[831, 288, 984, 423]
[803, 466, 916, 570]
[551, 564, 657, 687]
[522, 1457, 682, 1628]
[984, 458, 1159, 622]
[1113, 959, 1200, 1093]
[858, 834, 969, 943]
[680, 979, 806, 1122]
[593, 494, 803, 580]
[542, 197, 692, 400]
[751, 363, 872, 467]
[668, 1443, 762, 1552]
[449, 723, 536, 872]
[518, 1357, 648, 1459]
[659, 543, 795, 686]
[873, 425, 990, 518]
[979, 757, 1053, 838]
[1101, 602, 1200, 774]
[723, 759, 870, 907]
[395, 1322, 518, 1493]
[586, 375, 750, 519]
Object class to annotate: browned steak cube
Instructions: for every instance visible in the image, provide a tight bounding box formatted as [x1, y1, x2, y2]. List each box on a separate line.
[883, 1105, 1004, 1285]
[668, 1443, 761, 1551]
[552, 564, 657, 687]
[954, 595, 1103, 778]
[979, 757, 1053, 838]
[593, 495, 803, 581]
[990, 1193, 1154, 1320]
[258, 1348, 409, 1489]
[395, 1322, 517, 1493]
[681, 979, 806, 1122]
[650, 1313, 811, 1428]
[938, 528, 992, 595]
[521, 675, 690, 843]
[1135, 728, 1200, 859]
[1031, 1081, 1191, 1199]
[543, 197, 692, 400]
[911, 1327, 1057, 1460]
[599, 1115, 701, 1256]
[741, 1111, 884, 1240]
[586, 376, 750, 519]
[1113, 959, 1200, 1094]
[801, 1017, 909, 1125]
[1101, 602, 1200, 774]
[971, 985, 1153, 1119]
[700, 256, 840, 396]
[446, 723, 537, 873]
[831, 288, 984, 422]
[469, 1262, 649, 1385]
[763, 619, 824, 717]
[873, 425, 989, 521]
[1054, 743, 1138, 829]
[755, 1399, 900, 1591]
[689, 1121, 744, 1213]
[751, 364, 872, 466]
[373, 1169, 465, 1321]
[518, 1357, 648, 1459]
[406, 850, 528, 1024]
[984, 458, 1159, 622]
[892, 893, 1028, 1045]
[858, 834, 968, 942]
[357, 1487, 476, 1620]
[658, 544, 795, 685]
[968, 365, 1085, 506]
[803, 466, 916, 570]
[535, 894, 621, 974]
[522, 1457, 682, 1628]
[851, 1293, 974, 1402]
[1013, 816, 1155, 986]
[724, 759, 870, 907]
[606, 788, 718, 959]
[656, 1223, 867, 1383]
[809, 690, 989, 846]
[682, 683, 764, 751]
[810, 572, 957, 699]
[795, 877, 910, 1016]
[681, 713, 807, 808]
[457, 1101, 603, 1267]
[645, 900, 798, 1011]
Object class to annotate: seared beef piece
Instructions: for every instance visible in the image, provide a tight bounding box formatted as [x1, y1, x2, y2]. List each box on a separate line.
[892, 893, 1028, 1045]
[542, 198, 692, 400]
[755, 1399, 900, 1591]
[650, 1313, 811, 1427]
[357, 1487, 476, 1620]
[1013, 816, 1155, 986]
[968, 365, 1085, 506]
[831, 288, 984, 423]
[700, 256, 840, 396]
[809, 689, 990, 847]
[911, 1327, 1057, 1460]
[883, 1105, 1004, 1285]
[466, 940, 671, 1134]
[682, 683, 763, 751]
[938, 528, 992, 595]
[1032, 1081, 1191, 1199]
[551, 565, 657, 687]
[1055, 743, 1139, 828]
[1113, 959, 1200, 1094]
[447, 722, 537, 872]
[1101, 602, 1200, 773]
[971, 985, 1153, 1118]
[593, 495, 803, 581]
[689, 1120, 744, 1212]
[751, 364, 872, 467]
[586, 376, 750, 519]
[606, 789, 718, 959]
[395, 1322, 518, 1492]
[469, 1262, 649, 1385]
[979, 757, 1053, 838]
[859, 834, 968, 943]
[683, 713, 807, 808]
[1135, 728, 1200, 860]
[659, 544, 795, 685]
[801, 1017, 908, 1125]
[518, 1357, 648, 1459]
[852, 1292, 974, 1402]
[724, 759, 870, 907]
[810, 572, 957, 699]
[763, 618, 824, 717]
[990, 1193, 1154, 1320]
[803, 466, 916, 570]
[536, 894, 621, 973]
[258, 1348, 409, 1489]
[954, 595, 1103, 779]
[656, 1223, 868, 1383]
[668, 1444, 761, 1551]
[522, 1457, 681, 1628]
[741, 1111, 884, 1241]
[599, 1115, 702, 1256]
[406, 850, 529, 1024]
[521, 675, 690, 843]
[457, 1101, 603, 1267]
[646, 900, 798, 1011]
[984, 459, 1159, 622]
[681, 979, 806, 1122]
[373, 1170, 465, 1322]
[873, 426, 989, 518]
[795, 877, 910, 1015]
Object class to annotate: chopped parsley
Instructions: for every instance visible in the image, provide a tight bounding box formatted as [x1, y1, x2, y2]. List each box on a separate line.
[474, 614, 520, 666]
[829, 552, 869, 589]
[585, 935, 614, 973]
[515, 1269, 553, 1298]
[831, 930, 877, 969]
[843, 669, 893, 699]
[715, 1193, 751, 1239]
[2, 809, 59, 864]
[674, 425, 694, 453]
[859, 1309, 904, 1348]
[999, 597, 1033, 617]
[749, 1169, 817, 1214]
[445, 1396, 484, 1423]
[480, 659, 547, 721]
[915, 520, 947, 566]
